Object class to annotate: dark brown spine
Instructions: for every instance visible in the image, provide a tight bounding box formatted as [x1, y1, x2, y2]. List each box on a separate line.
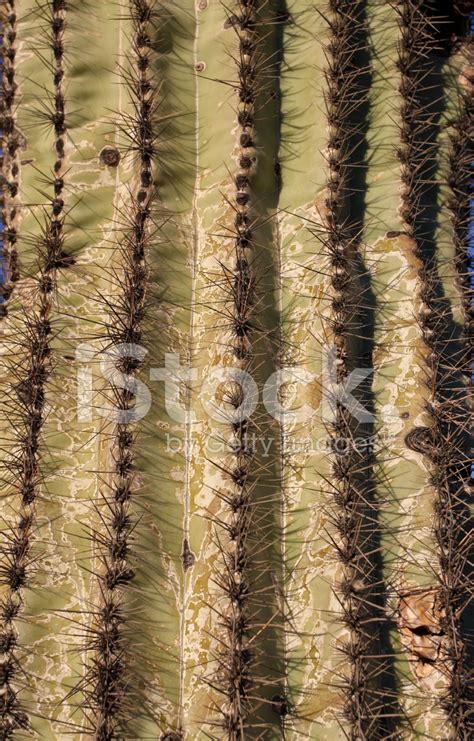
[216, 3, 258, 737]
[82, 2, 158, 738]
[0, 0, 19, 314]
[0, 1, 69, 736]
[323, 1, 386, 737]
[397, 2, 472, 736]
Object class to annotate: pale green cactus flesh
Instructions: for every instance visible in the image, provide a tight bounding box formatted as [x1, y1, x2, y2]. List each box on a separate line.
[0, 1, 471, 740]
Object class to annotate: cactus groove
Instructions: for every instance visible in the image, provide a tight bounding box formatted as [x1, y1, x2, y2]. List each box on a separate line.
[0, 0, 472, 739]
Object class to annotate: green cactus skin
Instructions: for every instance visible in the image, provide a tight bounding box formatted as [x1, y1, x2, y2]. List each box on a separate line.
[0, 1, 471, 739]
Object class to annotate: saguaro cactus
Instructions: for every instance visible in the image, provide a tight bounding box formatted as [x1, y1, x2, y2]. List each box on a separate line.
[0, 1, 472, 739]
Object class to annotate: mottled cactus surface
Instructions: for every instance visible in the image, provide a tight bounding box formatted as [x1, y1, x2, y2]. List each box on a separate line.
[0, 1, 472, 739]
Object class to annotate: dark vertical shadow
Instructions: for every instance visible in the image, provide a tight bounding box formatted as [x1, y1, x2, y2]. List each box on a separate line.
[241, 0, 288, 735]
[424, 0, 474, 711]
[343, 3, 402, 737]
[400, 0, 473, 731]
[417, 0, 472, 682]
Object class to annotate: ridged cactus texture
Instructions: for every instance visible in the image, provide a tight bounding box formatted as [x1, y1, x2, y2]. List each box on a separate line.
[0, 1, 472, 739]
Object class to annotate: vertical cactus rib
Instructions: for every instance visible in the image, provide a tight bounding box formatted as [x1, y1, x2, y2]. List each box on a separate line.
[212, 3, 259, 737]
[396, 1, 472, 736]
[275, 4, 347, 733]
[440, 24, 474, 736]
[45, 0, 68, 255]
[324, 1, 368, 731]
[0, 1, 19, 315]
[80, 1, 161, 737]
[438, 32, 473, 741]
[447, 59, 472, 337]
[180, 0, 283, 731]
[321, 1, 394, 736]
[0, 0, 70, 736]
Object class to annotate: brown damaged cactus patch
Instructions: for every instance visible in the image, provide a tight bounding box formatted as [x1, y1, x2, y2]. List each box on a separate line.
[398, 588, 447, 679]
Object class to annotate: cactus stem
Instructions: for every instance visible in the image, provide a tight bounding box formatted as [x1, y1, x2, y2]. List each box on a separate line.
[80, 3, 160, 738]
[213, 4, 259, 737]
[0, 0, 20, 315]
[320, 1, 397, 736]
[396, 1, 472, 735]
[0, 1, 73, 736]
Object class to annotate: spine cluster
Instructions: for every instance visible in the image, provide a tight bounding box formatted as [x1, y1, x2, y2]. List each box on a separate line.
[47, 0, 67, 249]
[0, 1, 69, 736]
[215, 2, 259, 737]
[83, 2, 157, 737]
[324, 1, 382, 736]
[0, 0, 19, 314]
[397, 2, 472, 735]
